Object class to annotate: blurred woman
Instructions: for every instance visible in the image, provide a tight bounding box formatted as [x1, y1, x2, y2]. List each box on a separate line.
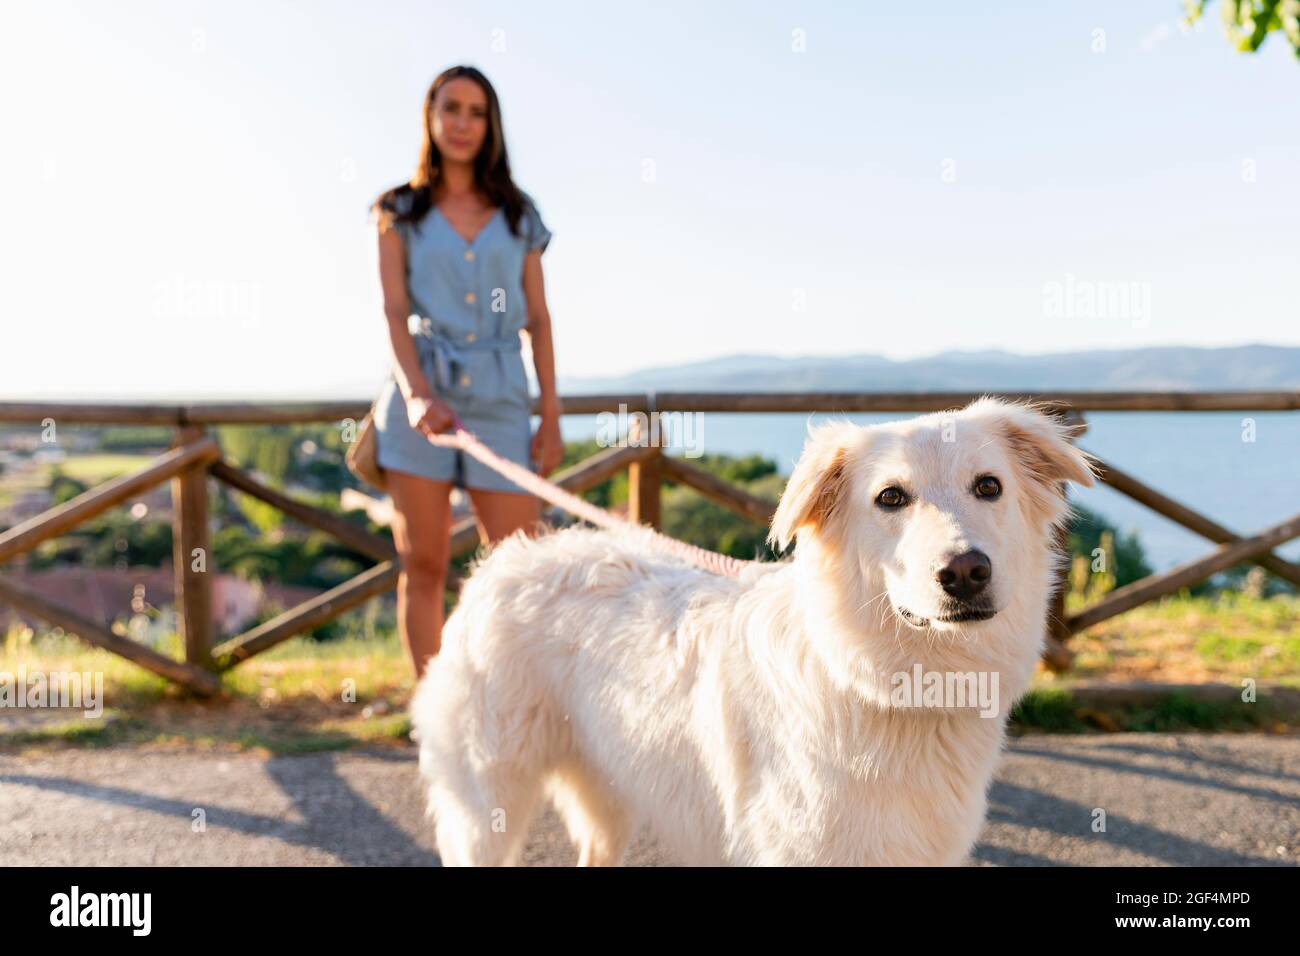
[370, 66, 563, 679]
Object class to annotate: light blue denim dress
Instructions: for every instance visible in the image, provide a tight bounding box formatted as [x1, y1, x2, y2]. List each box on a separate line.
[373, 193, 552, 493]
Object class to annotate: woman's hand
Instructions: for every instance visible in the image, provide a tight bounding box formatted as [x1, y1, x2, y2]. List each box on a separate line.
[406, 394, 456, 439]
[531, 415, 564, 476]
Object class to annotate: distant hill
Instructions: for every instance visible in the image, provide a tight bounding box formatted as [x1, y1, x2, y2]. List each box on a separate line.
[556, 345, 1300, 394]
[20, 344, 1294, 403]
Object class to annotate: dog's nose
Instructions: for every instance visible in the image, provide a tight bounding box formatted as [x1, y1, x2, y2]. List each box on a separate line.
[934, 550, 992, 601]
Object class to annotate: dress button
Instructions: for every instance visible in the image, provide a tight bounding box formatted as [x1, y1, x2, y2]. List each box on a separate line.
[465, 332, 477, 343]
[459, 374, 471, 386]
[464, 250, 475, 262]
[465, 291, 476, 305]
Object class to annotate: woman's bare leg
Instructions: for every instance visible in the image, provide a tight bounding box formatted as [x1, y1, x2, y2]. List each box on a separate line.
[386, 470, 454, 680]
[467, 487, 544, 544]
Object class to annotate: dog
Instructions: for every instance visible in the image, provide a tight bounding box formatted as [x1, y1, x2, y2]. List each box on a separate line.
[410, 398, 1095, 865]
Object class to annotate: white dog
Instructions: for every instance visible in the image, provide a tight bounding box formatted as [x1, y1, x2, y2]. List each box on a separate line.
[410, 398, 1094, 866]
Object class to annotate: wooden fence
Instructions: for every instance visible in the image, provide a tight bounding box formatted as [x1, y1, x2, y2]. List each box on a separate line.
[0, 392, 1296, 694]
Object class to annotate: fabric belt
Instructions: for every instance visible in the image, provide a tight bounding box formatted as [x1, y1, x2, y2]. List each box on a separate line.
[409, 316, 518, 393]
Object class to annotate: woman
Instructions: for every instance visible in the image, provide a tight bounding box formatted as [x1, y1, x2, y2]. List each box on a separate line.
[370, 66, 564, 680]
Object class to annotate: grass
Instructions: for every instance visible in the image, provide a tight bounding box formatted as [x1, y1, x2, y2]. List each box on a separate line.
[1023, 591, 1298, 731]
[3, 591, 1296, 753]
[1, 625, 415, 755]
[1058, 591, 1300, 685]
[48, 453, 155, 484]
[0, 453, 154, 512]
[1010, 687, 1290, 734]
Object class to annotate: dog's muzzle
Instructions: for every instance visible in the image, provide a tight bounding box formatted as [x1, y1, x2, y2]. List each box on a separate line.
[894, 599, 998, 629]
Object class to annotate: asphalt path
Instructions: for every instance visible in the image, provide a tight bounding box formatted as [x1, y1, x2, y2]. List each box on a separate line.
[1, 734, 1295, 866]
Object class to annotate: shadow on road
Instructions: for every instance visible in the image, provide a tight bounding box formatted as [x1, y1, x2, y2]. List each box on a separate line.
[1, 752, 441, 866]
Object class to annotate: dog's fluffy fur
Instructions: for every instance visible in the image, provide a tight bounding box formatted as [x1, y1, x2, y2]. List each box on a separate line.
[410, 398, 1095, 865]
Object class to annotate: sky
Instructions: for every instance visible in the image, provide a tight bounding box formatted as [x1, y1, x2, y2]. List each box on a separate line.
[2, 0, 1297, 400]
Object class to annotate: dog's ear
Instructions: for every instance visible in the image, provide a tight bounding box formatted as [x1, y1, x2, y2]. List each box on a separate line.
[767, 420, 856, 553]
[975, 399, 1096, 526]
[997, 404, 1095, 488]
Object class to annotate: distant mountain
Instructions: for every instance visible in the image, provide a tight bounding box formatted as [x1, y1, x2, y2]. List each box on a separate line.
[29, 345, 1292, 403]
[556, 345, 1300, 394]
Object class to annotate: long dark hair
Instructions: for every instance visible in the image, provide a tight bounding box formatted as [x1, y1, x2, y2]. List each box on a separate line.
[372, 66, 529, 236]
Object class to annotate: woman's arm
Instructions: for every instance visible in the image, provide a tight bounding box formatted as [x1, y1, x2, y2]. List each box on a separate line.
[377, 225, 431, 402]
[522, 249, 564, 473]
[378, 223, 453, 436]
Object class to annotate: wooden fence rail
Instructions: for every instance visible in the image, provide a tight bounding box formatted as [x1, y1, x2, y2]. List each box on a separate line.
[0, 392, 1295, 693]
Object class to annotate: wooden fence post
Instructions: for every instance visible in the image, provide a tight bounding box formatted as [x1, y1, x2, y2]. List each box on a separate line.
[171, 424, 214, 672]
[629, 449, 662, 529]
[1042, 410, 1088, 672]
[1043, 512, 1075, 671]
[626, 415, 662, 529]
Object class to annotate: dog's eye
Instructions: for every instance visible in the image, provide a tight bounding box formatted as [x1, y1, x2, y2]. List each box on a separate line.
[875, 487, 909, 509]
[973, 475, 1002, 500]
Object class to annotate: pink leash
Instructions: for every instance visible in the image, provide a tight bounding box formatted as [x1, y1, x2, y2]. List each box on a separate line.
[426, 412, 754, 578]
